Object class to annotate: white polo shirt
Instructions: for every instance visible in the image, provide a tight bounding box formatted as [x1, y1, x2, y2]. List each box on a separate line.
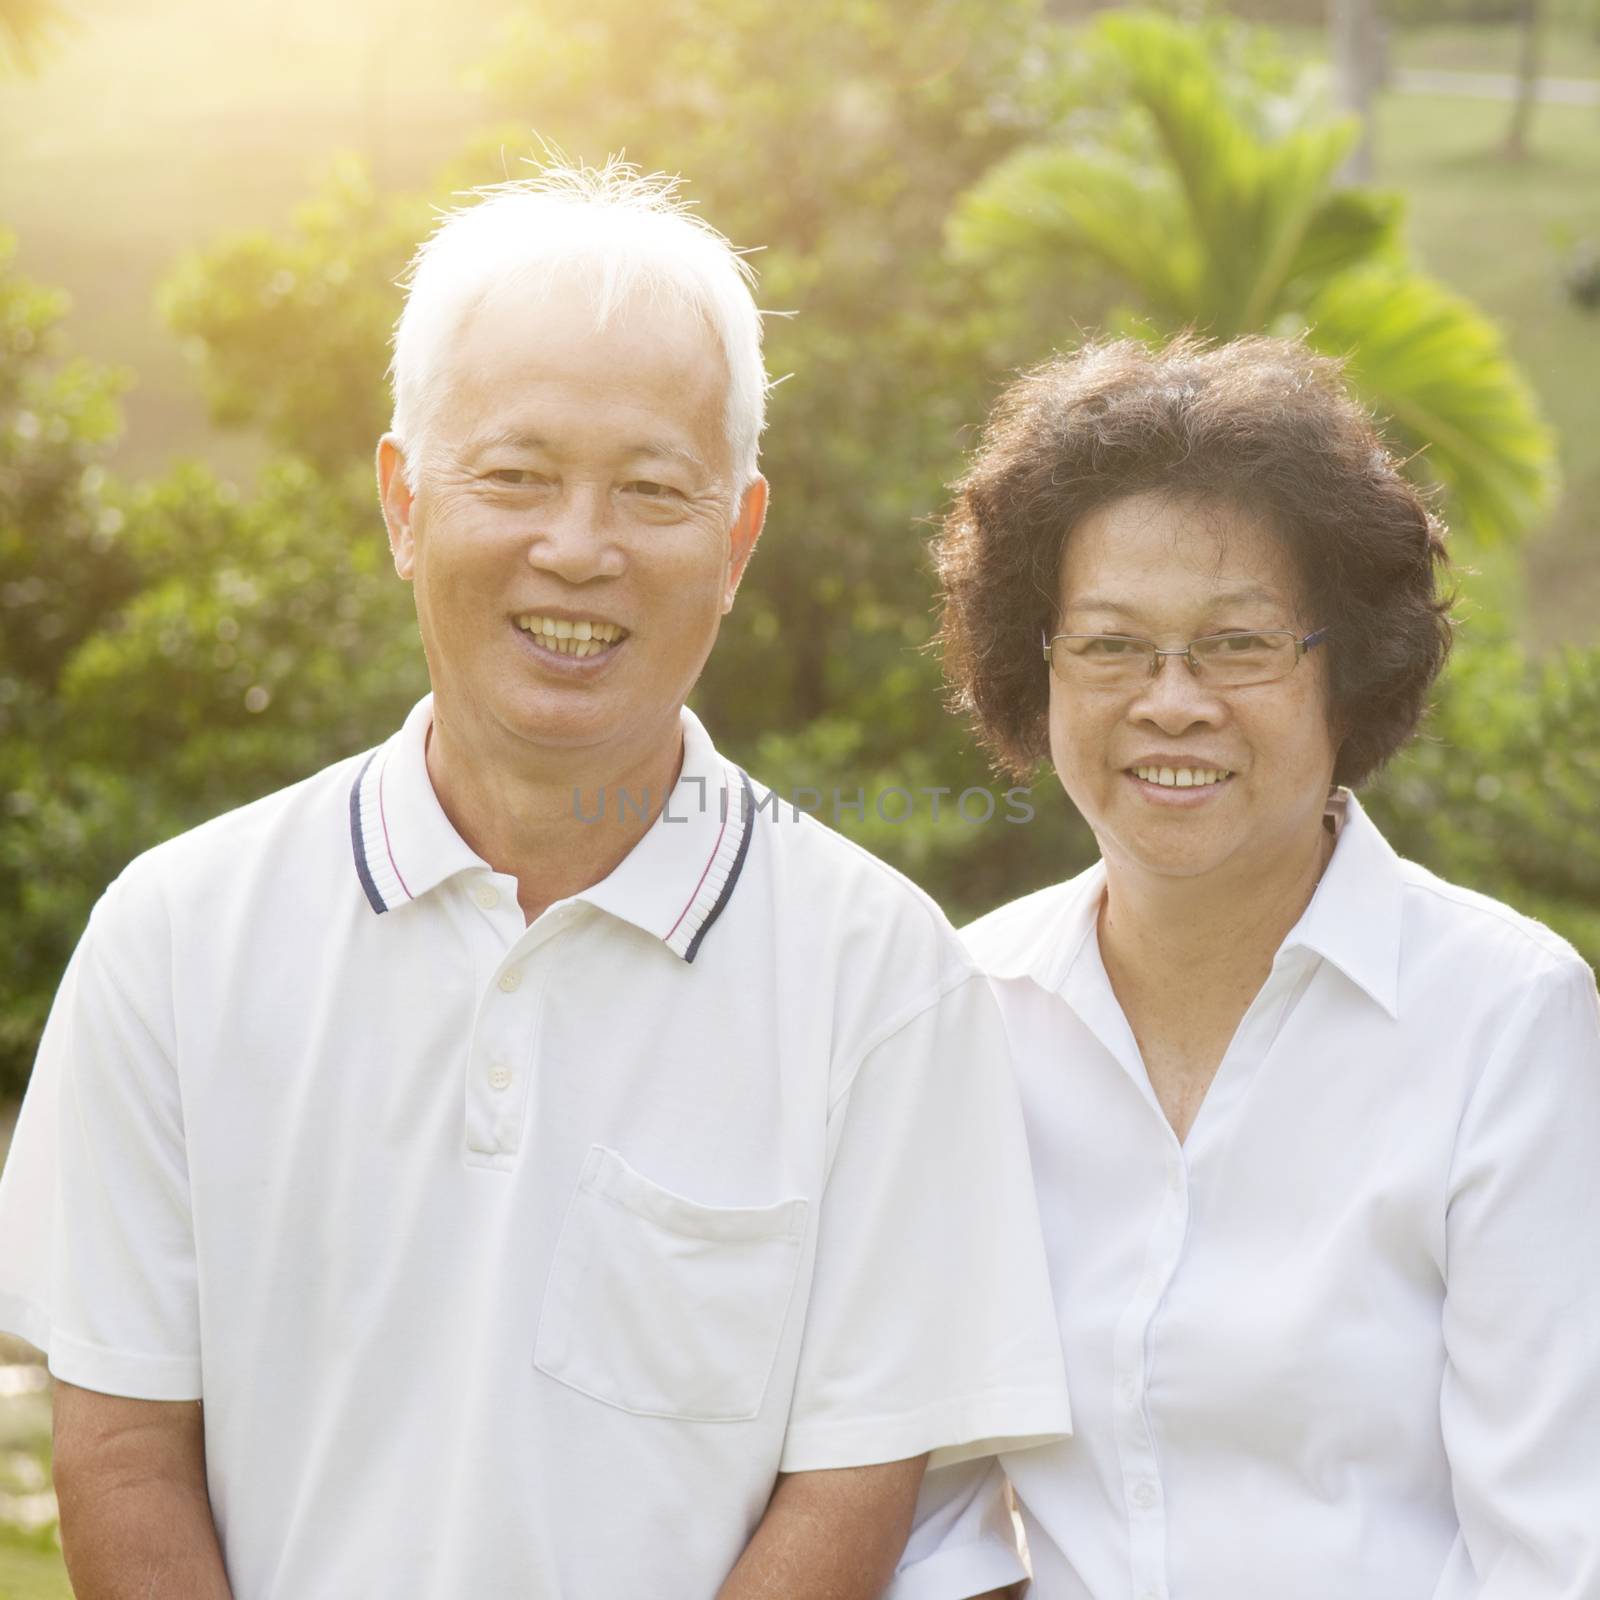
[892, 794, 1600, 1600]
[0, 696, 1071, 1599]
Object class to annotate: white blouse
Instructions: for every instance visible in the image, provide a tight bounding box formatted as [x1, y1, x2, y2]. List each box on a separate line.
[890, 794, 1600, 1600]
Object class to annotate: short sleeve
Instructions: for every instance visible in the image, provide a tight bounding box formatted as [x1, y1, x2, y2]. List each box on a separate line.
[885, 1458, 1028, 1600]
[0, 879, 202, 1399]
[1437, 957, 1600, 1598]
[778, 969, 1071, 1473]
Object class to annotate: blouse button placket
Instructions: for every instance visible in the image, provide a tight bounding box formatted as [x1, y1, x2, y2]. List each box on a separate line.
[1111, 1141, 1189, 1600]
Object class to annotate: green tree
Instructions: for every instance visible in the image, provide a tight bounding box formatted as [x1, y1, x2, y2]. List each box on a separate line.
[0, 234, 425, 1096]
[949, 11, 1557, 545]
[161, 159, 430, 478]
[156, 0, 1087, 753]
[0, 235, 139, 1091]
[1366, 627, 1600, 962]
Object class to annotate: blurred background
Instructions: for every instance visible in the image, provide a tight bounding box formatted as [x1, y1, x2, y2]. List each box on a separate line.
[1, 0, 1597, 1587]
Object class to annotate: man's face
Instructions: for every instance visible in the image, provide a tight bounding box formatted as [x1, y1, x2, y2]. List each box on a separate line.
[1047, 491, 1339, 892]
[379, 273, 766, 776]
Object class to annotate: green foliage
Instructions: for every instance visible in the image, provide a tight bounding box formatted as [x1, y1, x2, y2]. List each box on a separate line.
[0, 237, 140, 1091]
[0, 235, 135, 702]
[0, 454, 426, 1095]
[1370, 627, 1600, 964]
[60, 462, 424, 801]
[0, 233, 427, 1093]
[154, 0, 1084, 768]
[161, 159, 430, 474]
[1, 1, 1594, 1099]
[1306, 265, 1554, 542]
[949, 10, 1557, 545]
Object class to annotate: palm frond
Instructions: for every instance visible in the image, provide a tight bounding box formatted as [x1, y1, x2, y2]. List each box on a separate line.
[948, 143, 1200, 326]
[1305, 266, 1557, 544]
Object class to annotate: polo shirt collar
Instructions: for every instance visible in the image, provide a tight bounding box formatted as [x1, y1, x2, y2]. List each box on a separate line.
[577, 707, 756, 962]
[349, 696, 755, 963]
[349, 695, 480, 913]
[984, 789, 1403, 1019]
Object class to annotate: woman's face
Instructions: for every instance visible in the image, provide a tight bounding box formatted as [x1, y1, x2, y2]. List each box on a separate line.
[1048, 491, 1339, 892]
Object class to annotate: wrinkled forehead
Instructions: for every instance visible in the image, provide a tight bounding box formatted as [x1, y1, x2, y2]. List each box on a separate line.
[432, 270, 733, 452]
[1059, 491, 1308, 618]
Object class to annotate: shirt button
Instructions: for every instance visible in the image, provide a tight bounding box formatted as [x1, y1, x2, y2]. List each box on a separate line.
[472, 882, 499, 910]
[1132, 1480, 1158, 1509]
[497, 967, 523, 993]
[488, 1063, 512, 1091]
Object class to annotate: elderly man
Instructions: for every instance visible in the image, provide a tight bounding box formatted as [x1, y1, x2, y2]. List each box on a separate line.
[0, 165, 1070, 1597]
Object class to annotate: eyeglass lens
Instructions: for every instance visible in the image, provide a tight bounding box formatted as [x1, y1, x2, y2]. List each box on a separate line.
[1050, 631, 1302, 686]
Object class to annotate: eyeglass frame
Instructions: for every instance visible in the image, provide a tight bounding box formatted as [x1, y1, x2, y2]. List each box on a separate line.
[1041, 625, 1329, 685]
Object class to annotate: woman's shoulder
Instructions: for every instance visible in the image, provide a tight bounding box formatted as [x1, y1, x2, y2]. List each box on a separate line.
[1395, 853, 1592, 994]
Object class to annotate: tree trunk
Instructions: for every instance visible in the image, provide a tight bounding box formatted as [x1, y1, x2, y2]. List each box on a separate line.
[1329, 0, 1382, 183]
[1504, 0, 1543, 162]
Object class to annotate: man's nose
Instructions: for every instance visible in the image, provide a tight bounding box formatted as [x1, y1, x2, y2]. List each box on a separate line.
[525, 486, 625, 583]
[1126, 652, 1226, 734]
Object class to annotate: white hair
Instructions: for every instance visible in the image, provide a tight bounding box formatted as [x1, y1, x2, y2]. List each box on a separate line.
[388, 158, 769, 489]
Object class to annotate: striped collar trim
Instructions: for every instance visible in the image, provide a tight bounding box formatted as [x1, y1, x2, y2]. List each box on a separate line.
[665, 765, 756, 962]
[348, 696, 481, 915]
[348, 697, 756, 963]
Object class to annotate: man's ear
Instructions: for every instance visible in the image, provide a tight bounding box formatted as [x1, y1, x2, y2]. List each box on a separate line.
[377, 435, 418, 580]
[721, 475, 769, 614]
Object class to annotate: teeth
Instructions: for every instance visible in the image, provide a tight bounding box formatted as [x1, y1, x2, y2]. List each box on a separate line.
[516, 615, 624, 652]
[1133, 766, 1232, 788]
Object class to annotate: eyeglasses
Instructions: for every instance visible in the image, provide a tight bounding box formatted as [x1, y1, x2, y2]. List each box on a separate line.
[1042, 627, 1329, 689]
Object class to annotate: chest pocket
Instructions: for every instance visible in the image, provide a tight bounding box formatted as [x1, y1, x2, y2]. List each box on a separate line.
[534, 1144, 809, 1422]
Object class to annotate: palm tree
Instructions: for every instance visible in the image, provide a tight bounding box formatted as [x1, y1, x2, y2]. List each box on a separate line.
[949, 11, 1556, 545]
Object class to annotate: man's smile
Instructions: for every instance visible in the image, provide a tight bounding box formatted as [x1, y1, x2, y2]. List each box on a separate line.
[515, 611, 629, 660]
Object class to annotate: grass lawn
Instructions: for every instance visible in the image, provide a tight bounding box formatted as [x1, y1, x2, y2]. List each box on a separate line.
[1386, 18, 1600, 77]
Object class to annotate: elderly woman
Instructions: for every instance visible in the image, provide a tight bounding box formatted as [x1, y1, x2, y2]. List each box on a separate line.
[889, 337, 1600, 1600]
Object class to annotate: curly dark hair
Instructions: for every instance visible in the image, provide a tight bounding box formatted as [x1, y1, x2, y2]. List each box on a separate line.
[933, 334, 1454, 788]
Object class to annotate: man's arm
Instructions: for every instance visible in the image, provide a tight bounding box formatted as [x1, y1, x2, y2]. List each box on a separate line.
[717, 1455, 928, 1599]
[53, 1382, 233, 1600]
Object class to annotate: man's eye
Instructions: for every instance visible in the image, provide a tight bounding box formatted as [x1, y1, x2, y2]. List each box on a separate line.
[486, 470, 548, 486]
[624, 481, 681, 499]
[1084, 637, 1140, 655]
[1215, 632, 1272, 653]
